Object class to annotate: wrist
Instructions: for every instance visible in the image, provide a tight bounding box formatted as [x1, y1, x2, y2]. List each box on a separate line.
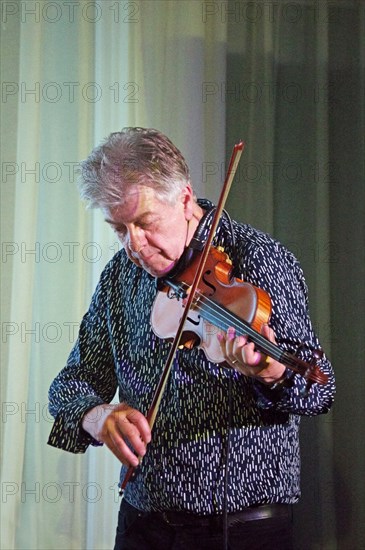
[82, 404, 109, 440]
[266, 367, 295, 390]
[259, 359, 286, 386]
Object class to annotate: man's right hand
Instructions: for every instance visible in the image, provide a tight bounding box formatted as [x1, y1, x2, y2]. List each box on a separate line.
[82, 403, 151, 467]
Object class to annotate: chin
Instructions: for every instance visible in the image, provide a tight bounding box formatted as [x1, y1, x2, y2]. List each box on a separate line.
[159, 261, 177, 275]
[147, 261, 176, 278]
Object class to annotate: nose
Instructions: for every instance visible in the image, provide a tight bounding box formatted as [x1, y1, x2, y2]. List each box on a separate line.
[129, 242, 142, 254]
[126, 226, 145, 254]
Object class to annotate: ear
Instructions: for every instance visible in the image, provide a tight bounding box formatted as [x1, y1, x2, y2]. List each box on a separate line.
[180, 184, 195, 220]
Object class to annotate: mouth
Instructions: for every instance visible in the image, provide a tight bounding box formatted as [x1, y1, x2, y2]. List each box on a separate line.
[127, 248, 177, 276]
[156, 260, 176, 275]
[139, 256, 177, 277]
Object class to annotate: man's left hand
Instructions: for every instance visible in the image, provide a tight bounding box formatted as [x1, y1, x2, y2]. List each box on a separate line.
[217, 324, 286, 385]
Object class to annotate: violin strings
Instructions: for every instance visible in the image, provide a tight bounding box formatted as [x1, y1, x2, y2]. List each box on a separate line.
[195, 294, 317, 376]
[192, 288, 284, 361]
[176, 282, 323, 381]
[178, 281, 272, 351]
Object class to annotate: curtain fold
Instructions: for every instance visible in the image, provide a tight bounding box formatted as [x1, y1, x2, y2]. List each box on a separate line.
[1, 16, 41, 549]
[226, 2, 364, 549]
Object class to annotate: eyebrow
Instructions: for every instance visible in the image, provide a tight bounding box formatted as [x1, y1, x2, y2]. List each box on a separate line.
[104, 212, 158, 226]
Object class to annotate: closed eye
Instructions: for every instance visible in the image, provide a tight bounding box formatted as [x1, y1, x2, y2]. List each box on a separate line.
[105, 221, 127, 237]
[138, 220, 155, 230]
[110, 223, 125, 232]
[104, 215, 160, 235]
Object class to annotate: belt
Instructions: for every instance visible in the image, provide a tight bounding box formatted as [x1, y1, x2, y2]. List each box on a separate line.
[159, 504, 291, 528]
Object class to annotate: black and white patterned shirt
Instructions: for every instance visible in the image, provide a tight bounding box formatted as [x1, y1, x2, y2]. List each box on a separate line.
[48, 200, 335, 514]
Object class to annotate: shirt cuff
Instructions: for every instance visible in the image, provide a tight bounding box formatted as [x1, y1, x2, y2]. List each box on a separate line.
[47, 395, 105, 453]
[253, 368, 295, 407]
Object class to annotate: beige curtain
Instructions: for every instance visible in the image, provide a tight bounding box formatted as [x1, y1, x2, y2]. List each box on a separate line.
[1, 2, 226, 549]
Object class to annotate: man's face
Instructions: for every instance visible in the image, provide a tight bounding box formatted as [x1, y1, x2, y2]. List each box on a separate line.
[104, 185, 194, 277]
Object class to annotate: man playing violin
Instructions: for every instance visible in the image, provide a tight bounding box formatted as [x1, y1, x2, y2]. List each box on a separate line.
[48, 127, 335, 550]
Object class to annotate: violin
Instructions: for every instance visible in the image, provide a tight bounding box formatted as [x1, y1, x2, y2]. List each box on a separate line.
[152, 245, 328, 386]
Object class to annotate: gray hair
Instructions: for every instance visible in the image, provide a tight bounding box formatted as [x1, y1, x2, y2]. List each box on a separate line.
[79, 127, 191, 208]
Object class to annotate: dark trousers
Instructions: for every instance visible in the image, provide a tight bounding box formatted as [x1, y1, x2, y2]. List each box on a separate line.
[114, 499, 294, 550]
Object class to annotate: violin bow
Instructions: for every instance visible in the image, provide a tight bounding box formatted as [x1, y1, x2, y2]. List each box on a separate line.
[121, 141, 245, 490]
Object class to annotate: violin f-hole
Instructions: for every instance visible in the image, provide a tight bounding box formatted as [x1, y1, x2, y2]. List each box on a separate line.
[201, 270, 216, 296]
